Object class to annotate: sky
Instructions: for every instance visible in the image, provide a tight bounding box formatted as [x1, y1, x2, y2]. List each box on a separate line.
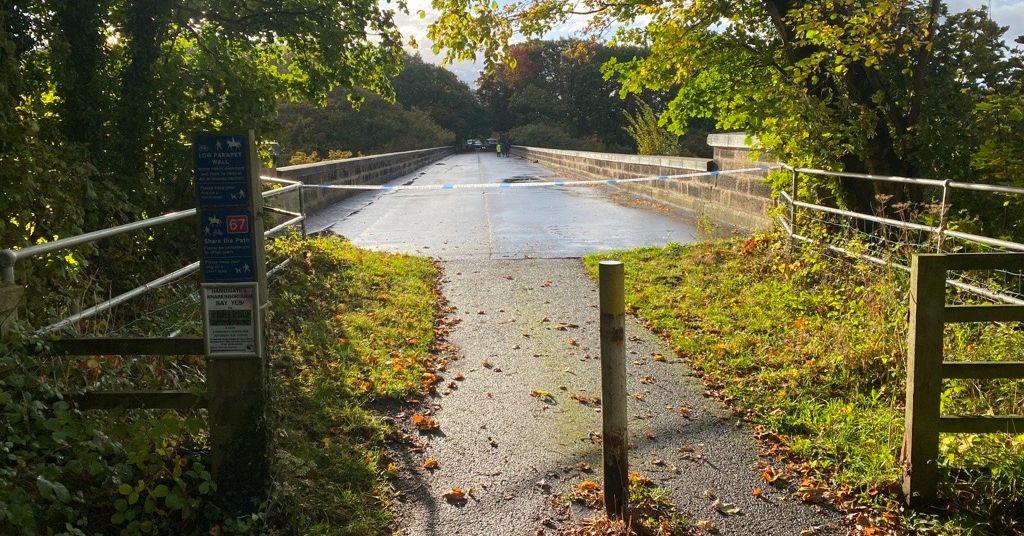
[393, 0, 1024, 86]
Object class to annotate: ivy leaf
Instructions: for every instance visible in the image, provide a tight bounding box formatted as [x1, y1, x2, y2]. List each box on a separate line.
[36, 476, 70, 502]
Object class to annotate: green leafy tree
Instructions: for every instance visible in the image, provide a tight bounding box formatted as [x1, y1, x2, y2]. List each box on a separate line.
[393, 54, 486, 141]
[277, 89, 456, 161]
[506, 121, 607, 150]
[426, 0, 1023, 212]
[277, 54, 482, 160]
[624, 100, 681, 156]
[1, 0, 406, 321]
[477, 39, 651, 151]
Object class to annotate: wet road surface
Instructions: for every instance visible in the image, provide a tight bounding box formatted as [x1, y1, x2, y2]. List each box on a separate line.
[307, 152, 701, 259]
[390, 260, 842, 535]
[309, 152, 843, 534]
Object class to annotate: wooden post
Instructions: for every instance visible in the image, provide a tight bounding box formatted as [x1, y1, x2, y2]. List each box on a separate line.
[195, 131, 270, 512]
[599, 260, 629, 519]
[901, 253, 946, 507]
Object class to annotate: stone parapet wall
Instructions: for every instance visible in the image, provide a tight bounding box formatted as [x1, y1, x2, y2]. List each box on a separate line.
[273, 147, 454, 212]
[511, 139, 776, 230]
[706, 133, 778, 228]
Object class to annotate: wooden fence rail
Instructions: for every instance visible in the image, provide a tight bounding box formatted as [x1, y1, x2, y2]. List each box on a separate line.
[902, 253, 1024, 507]
[51, 337, 207, 411]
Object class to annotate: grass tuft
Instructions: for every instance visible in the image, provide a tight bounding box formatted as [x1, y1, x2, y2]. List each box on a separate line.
[584, 233, 1024, 534]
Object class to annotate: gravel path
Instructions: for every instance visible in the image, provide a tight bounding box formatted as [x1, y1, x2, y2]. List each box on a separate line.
[391, 259, 843, 535]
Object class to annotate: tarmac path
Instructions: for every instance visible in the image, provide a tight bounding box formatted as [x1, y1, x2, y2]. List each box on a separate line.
[310, 152, 843, 535]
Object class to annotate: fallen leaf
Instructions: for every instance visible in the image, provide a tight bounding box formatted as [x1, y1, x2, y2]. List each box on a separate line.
[411, 414, 439, 432]
[712, 498, 742, 516]
[569, 479, 603, 508]
[628, 472, 653, 486]
[652, 353, 667, 362]
[423, 458, 439, 470]
[443, 487, 466, 503]
[795, 478, 828, 504]
[570, 392, 600, 405]
[422, 373, 440, 390]
[752, 486, 763, 498]
[696, 519, 717, 533]
[530, 389, 553, 400]
[761, 466, 784, 484]
[454, 372, 465, 381]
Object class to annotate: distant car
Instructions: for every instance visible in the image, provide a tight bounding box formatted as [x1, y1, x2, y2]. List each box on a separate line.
[485, 138, 498, 149]
[470, 140, 483, 150]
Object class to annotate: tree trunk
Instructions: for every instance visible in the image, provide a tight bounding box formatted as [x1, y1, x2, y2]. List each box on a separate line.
[113, 0, 174, 204]
[53, 0, 108, 152]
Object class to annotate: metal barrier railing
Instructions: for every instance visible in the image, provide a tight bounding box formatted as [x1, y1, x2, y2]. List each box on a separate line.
[778, 164, 1024, 304]
[2, 176, 307, 334]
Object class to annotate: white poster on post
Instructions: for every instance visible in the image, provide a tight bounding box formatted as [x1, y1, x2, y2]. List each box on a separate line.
[202, 282, 260, 358]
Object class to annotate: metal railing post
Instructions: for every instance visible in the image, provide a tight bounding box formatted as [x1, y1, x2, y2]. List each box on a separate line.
[1, 249, 15, 283]
[901, 253, 946, 507]
[790, 167, 798, 249]
[599, 260, 629, 520]
[936, 180, 950, 252]
[298, 183, 308, 237]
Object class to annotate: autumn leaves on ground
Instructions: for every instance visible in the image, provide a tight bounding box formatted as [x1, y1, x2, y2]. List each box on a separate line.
[586, 235, 1024, 535]
[267, 233, 1022, 535]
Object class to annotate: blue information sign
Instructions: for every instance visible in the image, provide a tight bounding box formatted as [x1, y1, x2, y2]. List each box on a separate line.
[194, 134, 251, 207]
[200, 209, 256, 283]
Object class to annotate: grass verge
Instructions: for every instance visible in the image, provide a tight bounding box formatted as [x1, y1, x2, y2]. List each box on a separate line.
[0, 235, 440, 534]
[263, 235, 440, 534]
[584, 233, 1023, 535]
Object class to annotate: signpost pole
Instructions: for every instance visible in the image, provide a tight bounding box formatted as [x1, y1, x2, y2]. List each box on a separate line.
[194, 130, 269, 512]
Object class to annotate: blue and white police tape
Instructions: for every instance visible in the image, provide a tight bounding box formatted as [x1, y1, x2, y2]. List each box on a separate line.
[265, 165, 780, 191]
